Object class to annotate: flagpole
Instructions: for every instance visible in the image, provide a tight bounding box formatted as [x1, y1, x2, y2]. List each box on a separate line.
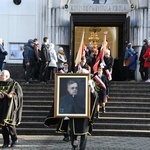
[74, 31, 85, 66]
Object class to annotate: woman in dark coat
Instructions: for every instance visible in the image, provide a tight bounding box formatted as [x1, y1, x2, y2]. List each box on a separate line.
[143, 40, 150, 82]
[139, 39, 148, 81]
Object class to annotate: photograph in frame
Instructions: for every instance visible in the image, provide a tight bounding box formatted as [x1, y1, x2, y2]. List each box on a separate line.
[54, 73, 90, 118]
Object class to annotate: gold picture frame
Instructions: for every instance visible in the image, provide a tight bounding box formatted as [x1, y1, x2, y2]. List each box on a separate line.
[54, 73, 91, 118]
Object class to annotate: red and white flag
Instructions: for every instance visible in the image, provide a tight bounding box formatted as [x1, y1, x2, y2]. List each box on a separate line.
[75, 32, 85, 67]
[93, 31, 108, 73]
[93, 75, 106, 89]
[59, 69, 65, 74]
[93, 45, 104, 73]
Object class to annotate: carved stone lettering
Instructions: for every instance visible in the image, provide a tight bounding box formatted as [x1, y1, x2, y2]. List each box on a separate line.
[70, 4, 129, 13]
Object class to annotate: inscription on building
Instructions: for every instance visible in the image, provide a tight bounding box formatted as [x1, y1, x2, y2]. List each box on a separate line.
[69, 4, 130, 13]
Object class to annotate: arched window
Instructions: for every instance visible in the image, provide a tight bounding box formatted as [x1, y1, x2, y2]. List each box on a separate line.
[13, 0, 21, 5]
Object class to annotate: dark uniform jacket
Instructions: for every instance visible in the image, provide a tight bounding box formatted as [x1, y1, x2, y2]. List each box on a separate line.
[0, 78, 23, 126]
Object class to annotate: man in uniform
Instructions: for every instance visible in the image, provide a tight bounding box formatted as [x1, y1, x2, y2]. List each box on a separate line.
[0, 70, 23, 148]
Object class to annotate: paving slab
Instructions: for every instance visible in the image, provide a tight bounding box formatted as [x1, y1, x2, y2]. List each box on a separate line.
[0, 135, 150, 150]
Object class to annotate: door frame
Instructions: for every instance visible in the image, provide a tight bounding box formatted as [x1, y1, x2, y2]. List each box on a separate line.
[69, 14, 129, 79]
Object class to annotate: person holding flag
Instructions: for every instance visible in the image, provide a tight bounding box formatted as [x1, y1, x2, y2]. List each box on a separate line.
[92, 65, 108, 118]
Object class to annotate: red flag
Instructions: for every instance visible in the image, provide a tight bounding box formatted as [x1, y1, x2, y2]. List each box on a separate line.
[75, 32, 85, 66]
[93, 75, 106, 89]
[93, 31, 108, 73]
[93, 45, 104, 73]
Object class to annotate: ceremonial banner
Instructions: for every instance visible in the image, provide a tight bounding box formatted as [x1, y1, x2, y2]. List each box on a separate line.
[75, 32, 85, 66]
[93, 31, 108, 73]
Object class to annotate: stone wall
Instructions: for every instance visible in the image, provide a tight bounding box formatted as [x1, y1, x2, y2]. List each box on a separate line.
[4, 64, 24, 80]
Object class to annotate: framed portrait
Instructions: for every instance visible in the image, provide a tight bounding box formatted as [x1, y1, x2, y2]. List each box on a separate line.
[54, 73, 91, 118]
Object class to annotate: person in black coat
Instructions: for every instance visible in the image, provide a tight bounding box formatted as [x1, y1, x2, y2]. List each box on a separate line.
[139, 39, 148, 81]
[24, 39, 36, 83]
[0, 38, 8, 71]
[0, 70, 23, 148]
[39, 37, 50, 83]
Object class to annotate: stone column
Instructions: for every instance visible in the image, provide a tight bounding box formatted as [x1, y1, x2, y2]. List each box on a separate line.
[47, 0, 53, 42]
[148, 0, 150, 40]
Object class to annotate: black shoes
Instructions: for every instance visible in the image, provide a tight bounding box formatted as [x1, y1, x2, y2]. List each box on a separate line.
[11, 140, 18, 147]
[72, 145, 78, 150]
[63, 136, 70, 142]
[1, 144, 9, 148]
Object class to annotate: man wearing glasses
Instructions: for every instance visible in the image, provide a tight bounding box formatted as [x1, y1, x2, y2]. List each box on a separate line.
[59, 80, 85, 114]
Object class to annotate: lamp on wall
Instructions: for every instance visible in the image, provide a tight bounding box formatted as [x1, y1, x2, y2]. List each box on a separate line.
[88, 27, 101, 48]
[13, 0, 21, 5]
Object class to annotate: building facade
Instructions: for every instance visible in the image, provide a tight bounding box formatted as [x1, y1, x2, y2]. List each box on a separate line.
[0, 0, 150, 80]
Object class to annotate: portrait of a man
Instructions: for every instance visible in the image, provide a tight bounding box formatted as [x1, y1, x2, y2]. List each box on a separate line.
[59, 80, 85, 114]
[54, 74, 90, 118]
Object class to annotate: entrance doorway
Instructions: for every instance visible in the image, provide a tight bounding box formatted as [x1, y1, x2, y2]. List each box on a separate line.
[69, 14, 130, 81]
[74, 26, 119, 60]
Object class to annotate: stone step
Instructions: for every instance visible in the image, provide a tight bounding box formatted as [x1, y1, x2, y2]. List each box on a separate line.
[110, 84, 150, 88]
[22, 105, 52, 111]
[23, 101, 53, 105]
[92, 129, 150, 137]
[16, 127, 150, 137]
[18, 121, 150, 131]
[19, 122, 57, 129]
[23, 96, 54, 100]
[21, 116, 46, 122]
[94, 117, 150, 124]
[110, 89, 150, 92]
[22, 110, 49, 116]
[16, 128, 56, 135]
[22, 104, 150, 112]
[22, 88, 53, 92]
[110, 93, 150, 97]
[22, 110, 150, 118]
[97, 112, 150, 118]
[106, 102, 150, 107]
[109, 97, 150, 102]
[93, 123, 150, 130]
[22, 101, 150, 107]
[104, 106, 150, 112]
[110, 81, 149, 85]
[23, 92, 54, 96]
[21, 115, 150, 124]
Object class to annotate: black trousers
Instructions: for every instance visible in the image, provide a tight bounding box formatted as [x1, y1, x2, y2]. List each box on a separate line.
[26, 61, 38, 82]
[70, 130, 87, 150]
[39, 63, 49, 82]
[2, 125, 17, 145]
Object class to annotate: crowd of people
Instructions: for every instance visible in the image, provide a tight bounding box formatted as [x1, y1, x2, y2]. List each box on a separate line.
[0, 35, 150, 149]
[123, 39, 150, 82]
[23, 37, 68, 84]
[21, 36, 150, 84]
